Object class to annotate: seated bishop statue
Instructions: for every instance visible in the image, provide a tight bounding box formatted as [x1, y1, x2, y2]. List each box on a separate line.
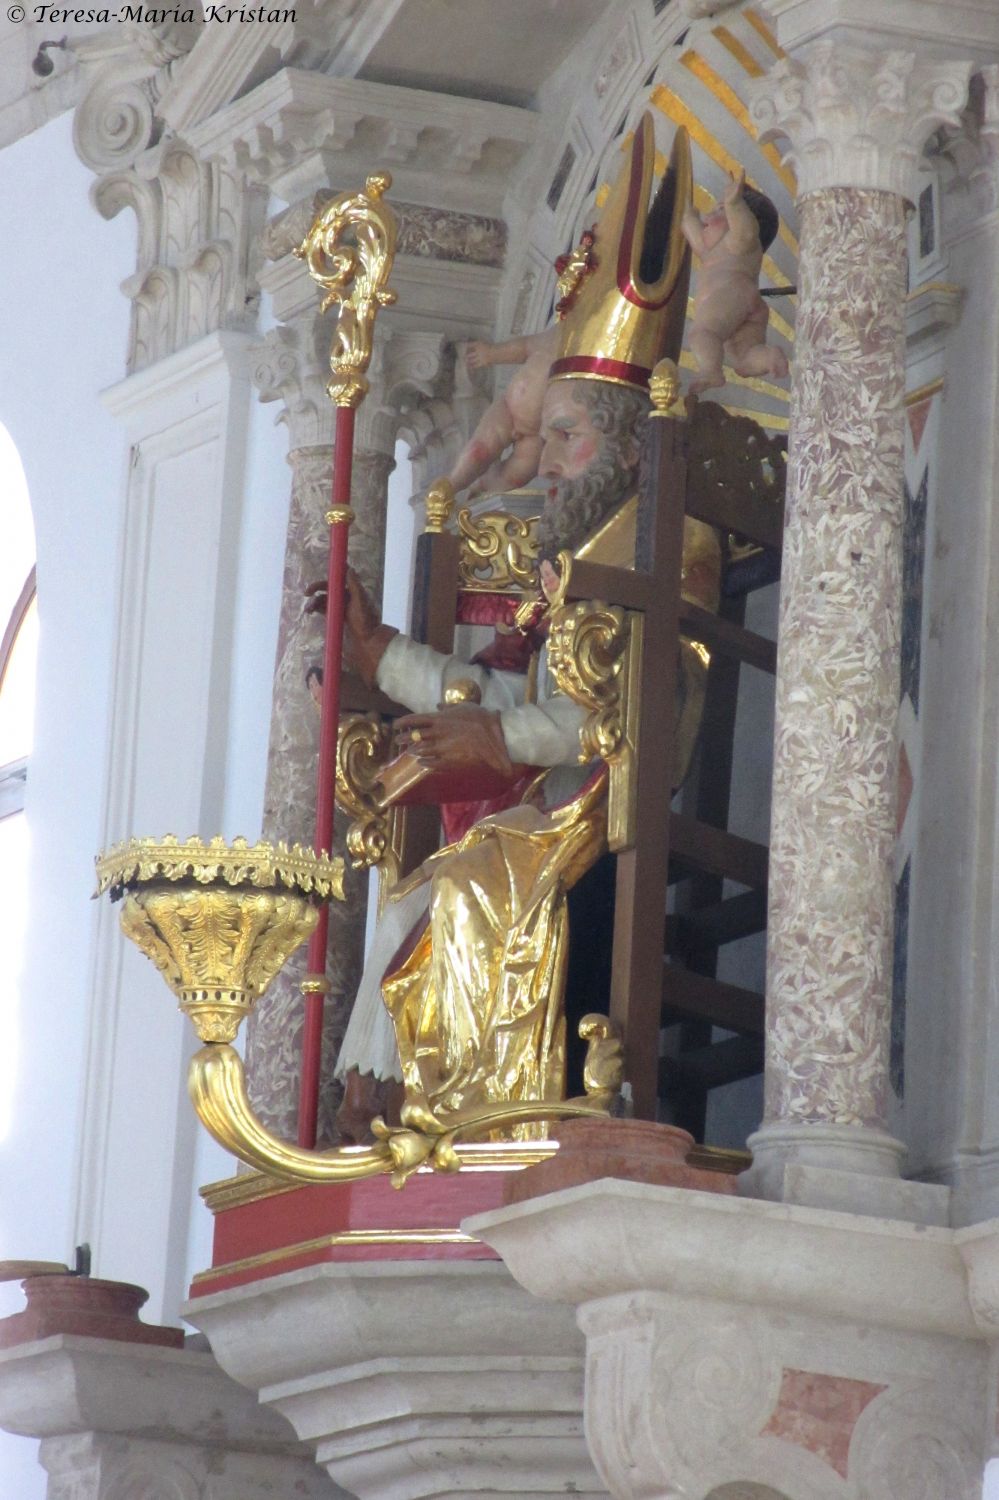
[331, 115, 724, 1143]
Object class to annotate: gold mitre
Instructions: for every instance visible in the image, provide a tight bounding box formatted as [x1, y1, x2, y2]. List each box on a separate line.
[550, 114, 691, 391]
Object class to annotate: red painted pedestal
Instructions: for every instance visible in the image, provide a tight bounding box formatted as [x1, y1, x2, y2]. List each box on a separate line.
[191, 1134, 744, 1299]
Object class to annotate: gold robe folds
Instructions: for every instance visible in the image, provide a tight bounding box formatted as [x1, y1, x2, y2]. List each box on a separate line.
[375, 509, 721, 1135]
[383, 774, 607, 1135]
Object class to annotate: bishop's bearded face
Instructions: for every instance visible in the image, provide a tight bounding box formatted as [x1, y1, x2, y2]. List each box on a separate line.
[535, 379, 648, 561]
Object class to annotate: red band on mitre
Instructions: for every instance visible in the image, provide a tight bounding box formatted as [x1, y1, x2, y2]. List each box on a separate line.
[549, 354, 651, 387]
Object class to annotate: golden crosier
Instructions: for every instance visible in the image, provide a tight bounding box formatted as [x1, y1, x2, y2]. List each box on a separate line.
[295, 170, 398, 410]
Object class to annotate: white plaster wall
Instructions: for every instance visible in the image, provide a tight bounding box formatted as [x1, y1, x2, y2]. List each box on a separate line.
[0, 108, 133, 1499]
[0, 110, 290, 1496]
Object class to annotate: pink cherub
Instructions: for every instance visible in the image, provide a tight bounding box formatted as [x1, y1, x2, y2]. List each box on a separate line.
[681, 168, 789, 396]
[447, 326, 561, 496]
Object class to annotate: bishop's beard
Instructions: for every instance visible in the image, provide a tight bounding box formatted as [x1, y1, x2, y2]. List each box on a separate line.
[534, 438, 636, 563]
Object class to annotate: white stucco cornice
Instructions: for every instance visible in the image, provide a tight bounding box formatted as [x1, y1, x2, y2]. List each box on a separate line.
[261, 244, 499, 339]
[184, 68, 537, 214]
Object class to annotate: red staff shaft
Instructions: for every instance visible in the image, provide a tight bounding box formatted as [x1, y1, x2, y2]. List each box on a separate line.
[298, 402, 355, 1148]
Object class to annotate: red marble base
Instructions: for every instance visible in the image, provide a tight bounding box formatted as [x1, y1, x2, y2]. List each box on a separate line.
[0, 1276, 183, 1350]
[502, 1119, 740, 1205]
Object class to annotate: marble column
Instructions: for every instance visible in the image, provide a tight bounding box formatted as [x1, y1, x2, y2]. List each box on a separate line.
[243, 312, 395, 1145]
[744, 31, 972, 1213]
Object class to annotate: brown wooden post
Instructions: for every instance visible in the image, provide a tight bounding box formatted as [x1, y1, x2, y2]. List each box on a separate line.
[609, 409, 689, 1120]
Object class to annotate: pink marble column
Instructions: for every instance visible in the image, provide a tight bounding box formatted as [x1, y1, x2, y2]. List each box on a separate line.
[244, 441, 394, 1145]
[747, 33, 972, 1205]
[761, 186, 907, 1156]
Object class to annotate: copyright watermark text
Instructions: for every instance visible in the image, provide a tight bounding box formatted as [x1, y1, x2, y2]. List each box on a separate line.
[11, 3, 296, 19]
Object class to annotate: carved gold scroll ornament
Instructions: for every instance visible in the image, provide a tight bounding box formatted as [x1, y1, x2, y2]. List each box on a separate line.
[546, 587, 641, 854]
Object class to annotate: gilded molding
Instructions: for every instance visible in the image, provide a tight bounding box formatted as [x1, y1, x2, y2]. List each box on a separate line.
[424, 478, 455, 534]
[547, 600, 630, 759]
[547, 599, 640, 852]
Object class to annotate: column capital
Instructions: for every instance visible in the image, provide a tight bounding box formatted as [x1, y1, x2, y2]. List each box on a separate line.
[252, 317, 337, 453]
[252, 317, 449, 458]
[750, 41, 972, 200]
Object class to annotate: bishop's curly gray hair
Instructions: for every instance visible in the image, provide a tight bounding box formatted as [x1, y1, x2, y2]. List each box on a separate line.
[535, 379, 650, 560]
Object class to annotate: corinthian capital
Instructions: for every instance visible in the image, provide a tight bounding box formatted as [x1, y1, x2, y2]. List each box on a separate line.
[750, 43, 972, 200]
[253, 318, 337, 452]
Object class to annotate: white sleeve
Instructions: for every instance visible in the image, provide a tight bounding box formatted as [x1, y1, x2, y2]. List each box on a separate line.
[375, 634, 527, 714]
[499, 697, 587, 767]
[376, 634, 586, 768]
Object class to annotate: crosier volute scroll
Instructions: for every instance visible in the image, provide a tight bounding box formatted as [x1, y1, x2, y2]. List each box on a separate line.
[96, 170, 623, 1190]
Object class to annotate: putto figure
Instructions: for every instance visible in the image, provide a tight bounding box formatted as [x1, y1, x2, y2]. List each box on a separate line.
[682, 167, 788, 395]
[442, 226, 598, 500]
[446, 326, 560, 497]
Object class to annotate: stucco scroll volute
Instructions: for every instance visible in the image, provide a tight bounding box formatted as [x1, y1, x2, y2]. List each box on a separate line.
[75, 39, 266, 374]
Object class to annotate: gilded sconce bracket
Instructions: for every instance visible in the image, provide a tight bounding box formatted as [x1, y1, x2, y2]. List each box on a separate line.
[96, 836, 621, 1190]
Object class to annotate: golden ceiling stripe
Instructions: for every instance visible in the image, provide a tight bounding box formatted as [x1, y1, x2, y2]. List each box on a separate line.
[654, 87, 799, 261]
[680, 50, 797, 197]
[762, 302, 794, 344]
[711, 25, 765, 78]
[743, 7, 785, 58]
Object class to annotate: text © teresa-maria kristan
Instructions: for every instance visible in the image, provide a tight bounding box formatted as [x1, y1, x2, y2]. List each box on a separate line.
[27, 4, 296, 20]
